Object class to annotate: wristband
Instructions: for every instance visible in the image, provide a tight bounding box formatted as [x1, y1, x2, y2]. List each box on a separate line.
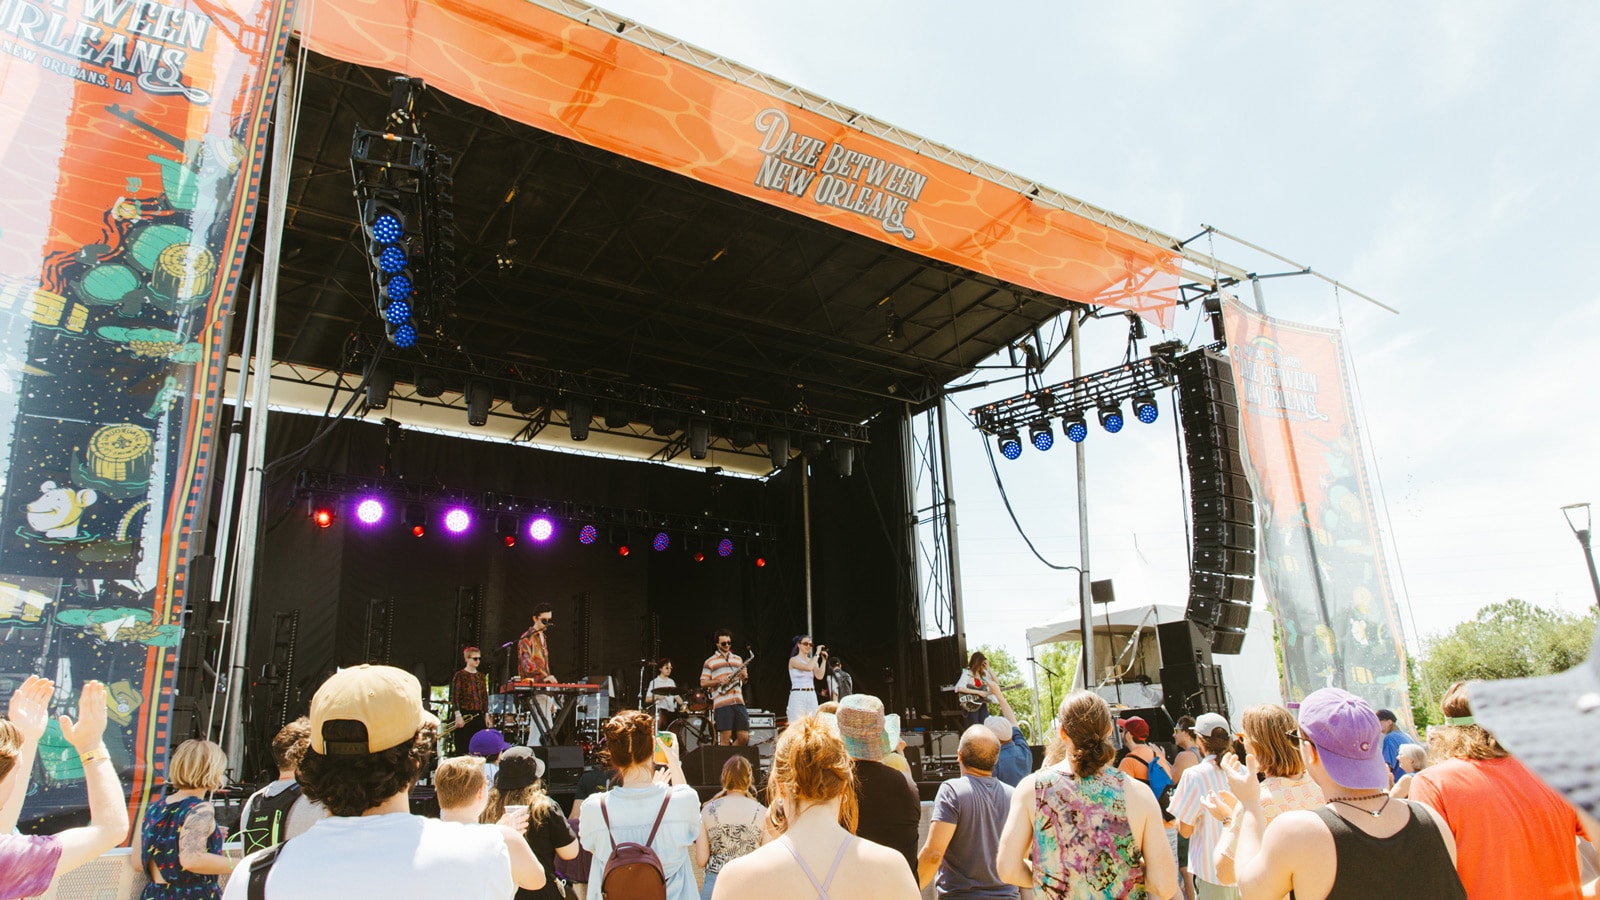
[78, 743, 110, 764]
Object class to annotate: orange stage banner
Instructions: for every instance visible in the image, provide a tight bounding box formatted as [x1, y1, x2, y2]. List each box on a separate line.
[1222, 300, 1411, 725]
[0, 0, 295, 829]
[300, 0, 1181, 324]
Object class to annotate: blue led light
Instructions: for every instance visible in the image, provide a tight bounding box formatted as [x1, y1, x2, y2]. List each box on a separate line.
[578, 524, 598, 545]
[372, 213, 402, 244]
[1136, 402, 1159, 424]
[1033, 430, 1054, 451]
[385, 274, 413, 302]
[653, 532, 671, 552]
[717, 538, 734, 558]
[384, 299, 411, 325]
[379, 245, 408, 274]
[1101, 410, 1124, 433]
[393, 323, 416, 348]
[1066, 421, 1088, 443]
[999, 435, 1022, 460]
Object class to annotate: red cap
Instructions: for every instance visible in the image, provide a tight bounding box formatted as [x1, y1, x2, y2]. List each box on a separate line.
[1118, 716, 1150, 741]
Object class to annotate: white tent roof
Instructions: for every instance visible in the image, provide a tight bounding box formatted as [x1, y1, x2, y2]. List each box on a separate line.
[1025, 603, 1184, 647]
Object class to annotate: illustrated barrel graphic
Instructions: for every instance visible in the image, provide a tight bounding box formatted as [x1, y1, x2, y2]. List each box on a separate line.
[85, 424, 153, 487]
[77, 263, 140, 306]
[150, 242, 217, 305]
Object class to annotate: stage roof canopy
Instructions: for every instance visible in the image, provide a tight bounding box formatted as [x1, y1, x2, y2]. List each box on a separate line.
[264, 1, 1226, 470]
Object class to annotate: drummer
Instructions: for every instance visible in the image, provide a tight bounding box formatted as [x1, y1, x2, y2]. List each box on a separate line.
[646, 657, 680, 730]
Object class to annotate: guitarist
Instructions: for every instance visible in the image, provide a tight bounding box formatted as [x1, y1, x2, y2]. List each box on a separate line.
[701, 628, 750, 746]
[955, 651, 996, 730]
[448, 645, 491, 755]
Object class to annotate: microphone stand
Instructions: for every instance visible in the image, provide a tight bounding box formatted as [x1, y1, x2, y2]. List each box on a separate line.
[1029, 656, 1059, 736]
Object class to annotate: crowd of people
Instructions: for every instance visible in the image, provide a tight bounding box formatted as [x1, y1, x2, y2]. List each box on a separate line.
[4, 652, 1600, 900]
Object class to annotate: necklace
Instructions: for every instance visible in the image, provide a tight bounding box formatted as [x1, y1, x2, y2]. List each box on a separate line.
[1328, 792, 1391, 818]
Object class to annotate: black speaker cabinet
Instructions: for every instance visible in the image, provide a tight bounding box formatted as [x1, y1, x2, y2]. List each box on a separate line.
[681, 745, 760, 785]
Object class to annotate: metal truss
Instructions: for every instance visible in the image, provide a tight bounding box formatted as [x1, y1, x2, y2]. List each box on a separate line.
[296, 469, 776, 543]
[969, 343, 1201, 435]
[350, 334, 873, 445]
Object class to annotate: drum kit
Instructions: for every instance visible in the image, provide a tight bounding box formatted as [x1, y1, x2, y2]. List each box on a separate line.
[650, 683, 715, 753]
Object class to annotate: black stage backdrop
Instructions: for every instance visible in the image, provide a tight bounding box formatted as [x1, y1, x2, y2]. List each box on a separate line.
[219, 409, 911, 771]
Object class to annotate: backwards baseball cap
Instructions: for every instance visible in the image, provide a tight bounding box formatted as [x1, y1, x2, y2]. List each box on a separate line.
[1194, 712, 1231, 737]
[495, 746, 546, 792]
[468, 728, 511, 758]
[1300, 688, 1388, 791]
[309, 665, 438, 755]
[1118, 716, 1150, 741]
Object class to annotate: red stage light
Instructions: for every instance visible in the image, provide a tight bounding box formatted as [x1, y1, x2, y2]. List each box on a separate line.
[693, 551, 705, 563]
[503, 534, 516, 547]
[313, 508, 335, 528]
[618, 544, 631, 557]
[755, 556, 766, 568]
[412, 524, 426, 538]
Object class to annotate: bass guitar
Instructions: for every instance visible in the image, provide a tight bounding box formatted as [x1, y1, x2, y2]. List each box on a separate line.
[707, 647, 755, 700]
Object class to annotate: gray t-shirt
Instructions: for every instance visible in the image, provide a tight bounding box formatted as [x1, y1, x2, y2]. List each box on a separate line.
[931, 774, 1020, 900]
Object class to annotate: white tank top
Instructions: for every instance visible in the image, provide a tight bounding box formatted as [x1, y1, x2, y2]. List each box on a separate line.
[790, 659, 815, 690]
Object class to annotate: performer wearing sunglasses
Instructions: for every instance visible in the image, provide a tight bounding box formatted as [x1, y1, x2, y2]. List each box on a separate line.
[448, 646, 492, 755]
[517, 603, 558, 728]
[701, 629, 750, 746]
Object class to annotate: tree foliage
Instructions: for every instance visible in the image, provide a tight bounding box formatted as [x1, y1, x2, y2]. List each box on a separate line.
[1419, 599, 1596, 705]
[976, 642, 1079, 740]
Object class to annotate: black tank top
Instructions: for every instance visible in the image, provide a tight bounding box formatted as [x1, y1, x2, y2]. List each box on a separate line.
[1289, 802, 1466, 900]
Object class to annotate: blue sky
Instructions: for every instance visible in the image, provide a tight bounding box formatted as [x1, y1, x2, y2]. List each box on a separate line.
[591, 1, 1600, 666]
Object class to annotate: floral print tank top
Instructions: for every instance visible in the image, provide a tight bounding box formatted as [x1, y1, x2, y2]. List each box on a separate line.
[1030, 767, 1145, 899]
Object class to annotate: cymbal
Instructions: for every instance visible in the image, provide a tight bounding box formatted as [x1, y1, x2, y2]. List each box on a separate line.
[649, 685, 684, 694]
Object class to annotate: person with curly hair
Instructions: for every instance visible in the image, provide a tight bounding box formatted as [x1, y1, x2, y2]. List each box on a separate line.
[237, 718, 328, 852]
[224, 665, 542, 900]
[710, 714, 918, 899]
[1407, 682, 1589, 899]
[995, 691, 1176, 899]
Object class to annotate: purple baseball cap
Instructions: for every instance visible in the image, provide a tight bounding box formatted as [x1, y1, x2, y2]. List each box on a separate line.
[468, 728, 510, 757]
[1300, 688, 1388, 791]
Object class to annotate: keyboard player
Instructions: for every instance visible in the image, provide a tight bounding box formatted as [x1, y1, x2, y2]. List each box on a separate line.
[517, 603, 558, 730]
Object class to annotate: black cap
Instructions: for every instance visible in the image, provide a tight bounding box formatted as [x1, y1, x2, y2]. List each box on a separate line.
[1375, 708, 1398, 722]
[495, 746, 544, 792]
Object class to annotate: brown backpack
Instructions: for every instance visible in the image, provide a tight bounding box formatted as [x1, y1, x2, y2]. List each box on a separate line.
[599, 788, 674, 899]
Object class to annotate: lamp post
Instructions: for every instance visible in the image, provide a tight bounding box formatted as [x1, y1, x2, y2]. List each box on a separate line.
[1562, 502, 1600, 608]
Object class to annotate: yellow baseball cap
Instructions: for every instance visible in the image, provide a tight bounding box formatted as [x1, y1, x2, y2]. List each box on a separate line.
[309, 665, 439, 755]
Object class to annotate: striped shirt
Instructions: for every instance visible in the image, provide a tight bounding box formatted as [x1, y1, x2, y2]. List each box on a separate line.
[1168, 756, 1230, 885]
[701, 651, 745, 708]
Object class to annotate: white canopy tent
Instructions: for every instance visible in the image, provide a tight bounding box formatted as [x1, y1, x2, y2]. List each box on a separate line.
[1026, 601, 1284, 720]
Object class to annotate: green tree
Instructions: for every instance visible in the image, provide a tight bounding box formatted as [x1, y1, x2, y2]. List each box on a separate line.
[976, 642, 1078, 740]
[1418, 599, 1596, 703]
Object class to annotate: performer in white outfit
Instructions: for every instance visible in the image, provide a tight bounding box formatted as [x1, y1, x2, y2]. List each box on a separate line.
[647, 658, 680, 730]
[786, 635, 827, 723]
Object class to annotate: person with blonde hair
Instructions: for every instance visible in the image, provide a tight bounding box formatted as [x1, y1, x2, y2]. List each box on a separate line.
[1, 678, 129, 898]
[485, 747, 579, 900]
[1407, 682, 1588, 899]
[996, 691, 1176, 899]
[130, 739, 235, 899]
[1389, 744, 1427, 800]
[700, 754, 767, 899]
[1200, 704, 1324, 886]
[712, 714, 918, 899]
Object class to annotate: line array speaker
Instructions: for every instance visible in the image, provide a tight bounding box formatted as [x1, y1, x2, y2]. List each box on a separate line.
[1177, 349, 1256, 655]
[454, 586, 483, 654]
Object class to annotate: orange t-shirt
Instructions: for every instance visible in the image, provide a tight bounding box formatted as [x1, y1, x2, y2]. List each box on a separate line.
[1409, 756, 1584, 900]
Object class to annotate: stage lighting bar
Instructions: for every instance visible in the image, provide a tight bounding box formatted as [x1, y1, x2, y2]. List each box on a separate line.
[295, 469, 775, 543]
[969, 346, 1186, 439]
[340, 335, 870, 453]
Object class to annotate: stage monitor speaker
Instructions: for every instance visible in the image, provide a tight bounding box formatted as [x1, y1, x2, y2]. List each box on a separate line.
[682, 745, 760, 785]
[535, 745, 585, 789]
[1090, 579, 1116, 605]
[1178, 348, 1256, 656]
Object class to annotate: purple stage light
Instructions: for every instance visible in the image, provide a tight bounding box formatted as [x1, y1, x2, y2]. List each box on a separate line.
[652, 532, 670, 552]
[355, 498, 385, 525]
[529, 517, 554, 542]
[717, 538, 734, 558]
[444, 508, 471, 533]
[578, 524, 598, 545]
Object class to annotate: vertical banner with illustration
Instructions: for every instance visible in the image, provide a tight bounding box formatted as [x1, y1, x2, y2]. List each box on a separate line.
[1222, 300, 1411, 724]
[0, 0, 294, 826]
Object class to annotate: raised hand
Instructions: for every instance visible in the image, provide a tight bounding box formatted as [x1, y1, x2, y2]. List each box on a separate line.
[1200, 789, 1239, 822]
[59, 681, 109, 753]
[1220, 751, 1261, 806]
[7, 675, 54, 744]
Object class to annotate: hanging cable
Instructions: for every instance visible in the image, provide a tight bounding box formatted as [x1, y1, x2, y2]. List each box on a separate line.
[956, 404, 1080, 575]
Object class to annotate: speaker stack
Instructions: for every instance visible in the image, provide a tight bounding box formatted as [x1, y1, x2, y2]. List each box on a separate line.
[1156, 619, 1228, 723]
[1177, 348, 1256, 656]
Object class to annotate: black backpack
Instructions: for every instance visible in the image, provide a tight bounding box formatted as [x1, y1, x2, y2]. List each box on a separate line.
[240, 782, 304, 854]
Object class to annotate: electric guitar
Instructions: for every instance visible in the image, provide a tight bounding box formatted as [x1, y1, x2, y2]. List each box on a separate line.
[708, 647, 755, 700]
[957, 680, 1024, 711]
